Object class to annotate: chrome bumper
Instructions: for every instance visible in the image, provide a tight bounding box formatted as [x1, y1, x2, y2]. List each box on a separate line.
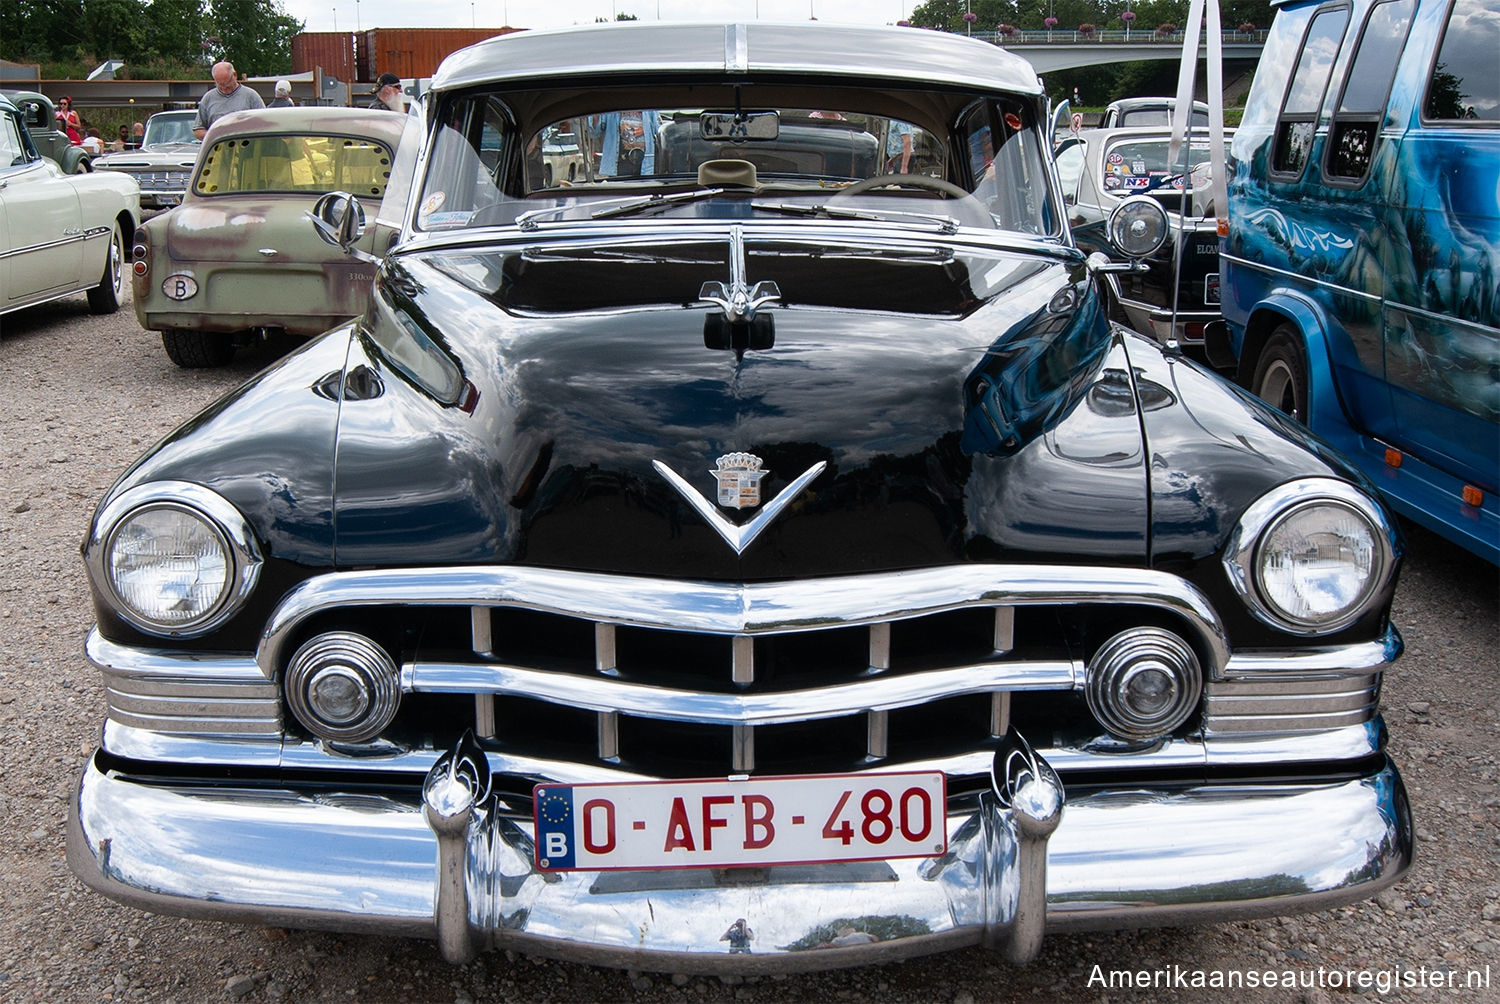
[68, 730, 1411, 973]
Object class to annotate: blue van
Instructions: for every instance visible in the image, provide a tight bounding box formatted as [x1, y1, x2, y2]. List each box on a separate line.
[1219, 0, 1498, 562]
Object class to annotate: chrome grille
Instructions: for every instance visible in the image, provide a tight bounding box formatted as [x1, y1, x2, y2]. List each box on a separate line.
[90, 565, 1399, 775]
[100, 166, 190, 192]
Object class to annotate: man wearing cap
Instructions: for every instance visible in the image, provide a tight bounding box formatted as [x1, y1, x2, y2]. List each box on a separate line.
[268, 80, 295, 108]
[194, 61, 265, 139]
[368, 73, 406, 113]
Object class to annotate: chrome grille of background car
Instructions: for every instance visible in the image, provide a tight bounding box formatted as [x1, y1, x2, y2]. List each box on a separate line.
[91, 565, 1395, 775]
[100, 167, 189, 192]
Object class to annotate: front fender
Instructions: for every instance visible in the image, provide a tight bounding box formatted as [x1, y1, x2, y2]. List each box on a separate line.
[1238, 289, 1350, 436]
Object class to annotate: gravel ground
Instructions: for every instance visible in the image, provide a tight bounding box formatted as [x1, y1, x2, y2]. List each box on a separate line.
[1, 284, 1496, 1003]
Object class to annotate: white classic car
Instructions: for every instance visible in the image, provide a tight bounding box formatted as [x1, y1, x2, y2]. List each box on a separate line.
[0, 92, 140, 317]
[91, 109, 201, 209]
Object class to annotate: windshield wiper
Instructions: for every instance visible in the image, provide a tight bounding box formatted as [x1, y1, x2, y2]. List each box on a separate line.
[751, 200, 959, 234]
[590, 187, 726, 220]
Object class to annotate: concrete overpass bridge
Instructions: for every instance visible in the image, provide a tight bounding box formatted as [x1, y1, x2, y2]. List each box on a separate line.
[967, 28, 1266, 73]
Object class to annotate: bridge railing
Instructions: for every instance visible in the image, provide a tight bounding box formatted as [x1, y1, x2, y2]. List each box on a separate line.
[969, 29, 1269, 45]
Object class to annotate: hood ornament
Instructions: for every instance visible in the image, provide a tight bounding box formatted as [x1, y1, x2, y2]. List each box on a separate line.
[654, 454, 826, 555]
[699, 226, 781, 324]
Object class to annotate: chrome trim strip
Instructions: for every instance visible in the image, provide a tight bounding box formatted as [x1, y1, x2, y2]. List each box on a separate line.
[68, 755, 1410, 972]
[1220, 251, 1384, 304]
[724, 23, 749, 73]
[257, 565, 1233, 679]
[0, 225, 110, 261]
[1222, 627, 1400, 676]
[404, 657, 1079, 725]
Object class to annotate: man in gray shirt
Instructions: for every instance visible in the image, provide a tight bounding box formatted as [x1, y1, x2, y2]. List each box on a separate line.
[193, 61, 265, 139]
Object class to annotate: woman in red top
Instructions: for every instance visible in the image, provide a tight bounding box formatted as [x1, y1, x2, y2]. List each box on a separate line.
[56, 96, 82, 144]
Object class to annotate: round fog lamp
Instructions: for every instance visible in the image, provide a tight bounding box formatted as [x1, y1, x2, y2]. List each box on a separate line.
[1086, 628, 1202, 741]
[285, 632, 400, 743]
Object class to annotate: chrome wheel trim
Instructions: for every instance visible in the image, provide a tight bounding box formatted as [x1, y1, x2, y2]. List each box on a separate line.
[1258, 357, 1300, 422]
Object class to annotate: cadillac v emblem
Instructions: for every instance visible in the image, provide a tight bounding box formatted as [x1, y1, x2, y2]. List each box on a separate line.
[713, 452, 768, 510]
[653, 454, 827, 555]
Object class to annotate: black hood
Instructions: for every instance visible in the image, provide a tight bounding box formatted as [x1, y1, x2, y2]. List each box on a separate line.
[329, 230, 1151, 578]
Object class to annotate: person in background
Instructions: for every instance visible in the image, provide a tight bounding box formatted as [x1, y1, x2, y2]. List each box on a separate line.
[268, 79, 295, 108]
[131, 121, 144, 147]
[586, 110, 657, 178]
[109, 125, 130, 152]
[368, 73, 405, 113]
[886, 118, 913, 173]
[193, 61, 264, 139]
[80, 126, 105, 155]
[56, 96, 81, 144]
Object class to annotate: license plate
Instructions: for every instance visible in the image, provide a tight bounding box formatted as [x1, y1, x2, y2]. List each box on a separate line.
[156, 195, 180, 206]
[533, 771, 947, 872]
[1205, 272, 1221, 305]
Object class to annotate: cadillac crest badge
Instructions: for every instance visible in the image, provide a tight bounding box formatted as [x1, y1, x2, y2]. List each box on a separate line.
[712, 452, 768, 510]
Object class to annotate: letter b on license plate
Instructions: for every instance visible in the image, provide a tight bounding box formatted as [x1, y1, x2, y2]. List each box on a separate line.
[534, 772, 946, 871]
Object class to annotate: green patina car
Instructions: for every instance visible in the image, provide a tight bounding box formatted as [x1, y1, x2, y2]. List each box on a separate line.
[0, 90, 96, 174]
[130, 105, 414, 367]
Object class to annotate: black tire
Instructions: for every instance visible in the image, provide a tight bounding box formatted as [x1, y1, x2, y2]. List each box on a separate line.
[86, 223, 123, 314]
[1252, 327, 1309, 424]
[161, 328, 234, 368]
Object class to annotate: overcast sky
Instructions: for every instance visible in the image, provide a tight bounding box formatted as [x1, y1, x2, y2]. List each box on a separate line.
[280, 0, 921, 34]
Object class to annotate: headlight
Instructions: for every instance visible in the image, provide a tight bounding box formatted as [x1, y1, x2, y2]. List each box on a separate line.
[85, 482, 262, 637]
[1106, 195, 1170, 258]
[1225, 479, 1398, 635]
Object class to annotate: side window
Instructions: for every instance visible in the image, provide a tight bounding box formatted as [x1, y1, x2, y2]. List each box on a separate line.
[1272, 4, 1351, 177]
[1324, 0, 1416, 183]
[1423, 0, 1500, 123]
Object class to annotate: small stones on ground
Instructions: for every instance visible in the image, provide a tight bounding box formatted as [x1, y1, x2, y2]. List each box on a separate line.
[225, 974, 257, 998]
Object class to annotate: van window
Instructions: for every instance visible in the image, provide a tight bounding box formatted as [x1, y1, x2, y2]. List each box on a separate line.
[1325, 0, 1415, 182]
[1272, 4, 1351, 177]
[1423, 0, 1500, 123]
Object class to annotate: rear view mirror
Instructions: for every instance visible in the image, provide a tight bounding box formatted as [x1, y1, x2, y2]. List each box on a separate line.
[700, 111, 779, 141]
[310, 191, 367, 251]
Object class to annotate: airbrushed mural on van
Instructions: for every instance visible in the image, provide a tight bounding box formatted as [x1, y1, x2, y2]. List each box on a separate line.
[1220, 0, 1499, 562]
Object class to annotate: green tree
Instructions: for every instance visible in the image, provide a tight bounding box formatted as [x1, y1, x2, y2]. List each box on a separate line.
[207, 0, 302, 75]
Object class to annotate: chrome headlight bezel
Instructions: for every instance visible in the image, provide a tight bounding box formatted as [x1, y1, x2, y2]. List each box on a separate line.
[1224, 478, 1398, 636]
[84, 481, 263, 638]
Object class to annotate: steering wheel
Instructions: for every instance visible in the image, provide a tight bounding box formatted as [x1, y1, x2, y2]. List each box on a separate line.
[831, 173, 975, 200]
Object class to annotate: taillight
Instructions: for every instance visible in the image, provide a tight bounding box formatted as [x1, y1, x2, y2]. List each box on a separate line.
[132, 228, 149, 278]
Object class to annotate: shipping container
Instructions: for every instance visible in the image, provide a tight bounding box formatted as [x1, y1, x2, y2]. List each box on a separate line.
[291, 32, 357, 82]
[355, 27, 519, 82]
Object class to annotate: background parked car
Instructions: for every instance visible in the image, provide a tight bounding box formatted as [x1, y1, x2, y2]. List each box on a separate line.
[1220, 0, 1498, 562]
[91, 109, 200, 209]
[0, 89, 95, 174]
[130, 105, 411, 367]
[539, 126, 582, 185]
[0, 93, 139, 317]
[1057, 125, 1232, 350]
[1101, 97, 1211, 128]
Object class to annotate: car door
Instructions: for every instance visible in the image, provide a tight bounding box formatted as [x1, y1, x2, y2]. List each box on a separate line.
[1382, 0, 1500, 490]
[0, 111, 82, 305]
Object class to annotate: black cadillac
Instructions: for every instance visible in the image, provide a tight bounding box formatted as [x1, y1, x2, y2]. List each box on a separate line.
[69, 22, 1411, 972]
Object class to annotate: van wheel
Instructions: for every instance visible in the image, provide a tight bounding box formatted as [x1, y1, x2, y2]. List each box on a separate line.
[86, 223, 123, 314]
[1253, 328, 1308, 424]
[162, 329, 234, 368]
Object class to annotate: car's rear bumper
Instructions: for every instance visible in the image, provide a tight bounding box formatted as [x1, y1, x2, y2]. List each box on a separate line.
[68, 741, 1411, 973]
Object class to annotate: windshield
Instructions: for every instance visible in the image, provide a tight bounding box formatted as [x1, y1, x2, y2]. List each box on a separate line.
[414, 85, 1060, 237]
[194, 133, 395, 197]
[1100, 136, 1232, 195]
[144, 113, 199, 147]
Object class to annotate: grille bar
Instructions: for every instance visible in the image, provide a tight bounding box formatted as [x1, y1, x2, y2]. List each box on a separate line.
[1202, 674, 1379, 736]
[403, 656, 1079, 725]
[259, 565, 1233, 680]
